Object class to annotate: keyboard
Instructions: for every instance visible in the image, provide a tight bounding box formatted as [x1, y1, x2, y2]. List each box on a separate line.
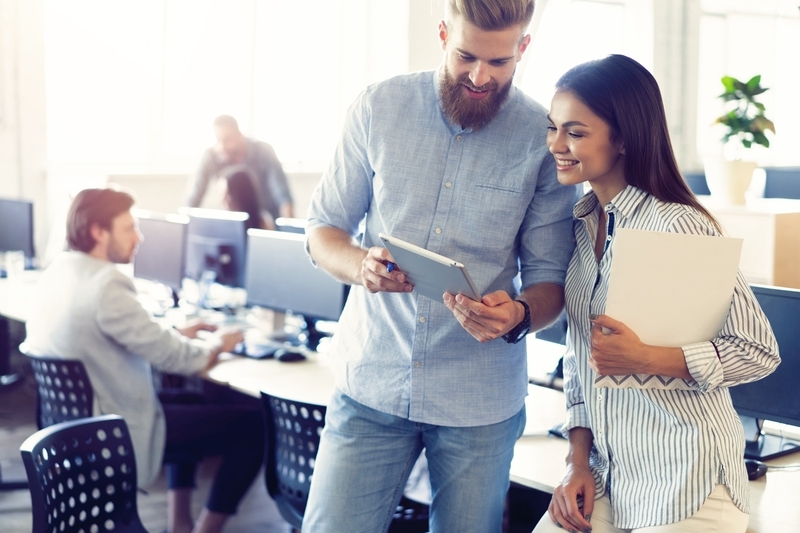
[231, 340, 284, 359]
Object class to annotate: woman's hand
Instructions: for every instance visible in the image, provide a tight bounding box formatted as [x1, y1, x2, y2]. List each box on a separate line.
[548, 463, 596, 532]
[589, 314, 692, 379]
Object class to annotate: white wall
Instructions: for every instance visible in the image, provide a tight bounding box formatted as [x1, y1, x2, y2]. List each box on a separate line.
[0, 0, 48, 262]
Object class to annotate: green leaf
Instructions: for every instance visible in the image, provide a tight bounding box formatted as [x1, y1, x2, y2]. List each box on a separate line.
[742, 139, 752, 148]
[721, 76, 736, 92]
[746, 75, 761, 91]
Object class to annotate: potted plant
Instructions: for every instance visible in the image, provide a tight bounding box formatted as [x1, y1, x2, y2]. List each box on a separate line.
[703, 74, 776, 205]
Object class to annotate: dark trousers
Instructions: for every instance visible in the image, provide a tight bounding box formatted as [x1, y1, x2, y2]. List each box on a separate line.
[160, 386, 264, 515]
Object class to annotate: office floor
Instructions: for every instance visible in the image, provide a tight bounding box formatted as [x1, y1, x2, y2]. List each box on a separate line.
[0, 322, 291, 533]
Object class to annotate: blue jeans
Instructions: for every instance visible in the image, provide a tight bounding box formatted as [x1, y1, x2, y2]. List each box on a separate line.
[304, 389, 526, 533]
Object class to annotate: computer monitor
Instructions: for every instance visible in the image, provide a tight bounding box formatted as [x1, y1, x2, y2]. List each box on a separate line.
[181, 208, 249, 289]
[730, 284, 800, 460]
[133, 211, 189, 302]
[0, 197, 35, 263]
[245, 229, 348, 347]
[275, 217, 307, 234]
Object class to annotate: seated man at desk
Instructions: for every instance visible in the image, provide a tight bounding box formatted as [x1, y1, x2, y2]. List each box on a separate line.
[24, 188, 263, 533]
[185, 114, 294, 221]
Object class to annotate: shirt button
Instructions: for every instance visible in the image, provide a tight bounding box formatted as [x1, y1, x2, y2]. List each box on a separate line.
[435, 228, 442, 234]
[456, 135, 462, 141]
[606, 235, 612, 241]
[414, 361, 421, 368]
[597, 394, 603, 401]
[445, 182, 452, 188]
[419, 316, 426, 323]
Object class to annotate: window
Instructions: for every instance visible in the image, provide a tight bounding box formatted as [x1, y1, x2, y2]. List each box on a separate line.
[697, 1, 800, 166]
[44, 0, 409, 171]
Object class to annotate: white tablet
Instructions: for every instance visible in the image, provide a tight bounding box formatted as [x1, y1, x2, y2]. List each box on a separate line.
[379, 233, 481, 303]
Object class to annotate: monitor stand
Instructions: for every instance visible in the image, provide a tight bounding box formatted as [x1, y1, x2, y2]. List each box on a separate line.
[268, 313, 331, 351]
[740, 415, 800, 461]
[0, 317, 20, 390]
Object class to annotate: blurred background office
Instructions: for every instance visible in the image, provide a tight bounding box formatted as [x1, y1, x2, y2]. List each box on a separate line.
[0, 0, 798, 264]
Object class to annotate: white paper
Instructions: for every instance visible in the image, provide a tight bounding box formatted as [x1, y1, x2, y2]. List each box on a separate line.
[596, 228, 742, 389]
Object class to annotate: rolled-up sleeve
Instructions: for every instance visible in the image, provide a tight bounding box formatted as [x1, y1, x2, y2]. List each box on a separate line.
[561, 344, 591, 436]
[306, 90, 373, 238]
[684, 271, 779, 392]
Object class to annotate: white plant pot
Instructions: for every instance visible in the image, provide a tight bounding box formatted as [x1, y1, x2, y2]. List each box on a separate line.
[703, 157, 757, 206]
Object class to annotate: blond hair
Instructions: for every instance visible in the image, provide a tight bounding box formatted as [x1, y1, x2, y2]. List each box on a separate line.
[446, 0, 535, 31]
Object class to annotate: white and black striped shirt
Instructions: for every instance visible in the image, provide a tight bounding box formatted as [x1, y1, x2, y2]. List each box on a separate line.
[562, 186, 780, 528]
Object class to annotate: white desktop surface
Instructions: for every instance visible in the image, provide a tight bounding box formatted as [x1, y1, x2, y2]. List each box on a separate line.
[0, 270, 41, 323]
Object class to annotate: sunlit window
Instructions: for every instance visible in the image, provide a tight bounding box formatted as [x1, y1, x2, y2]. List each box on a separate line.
[44, 0, 408, 171]
[697, 1, 800, 166]
[516, 0, 652, 109]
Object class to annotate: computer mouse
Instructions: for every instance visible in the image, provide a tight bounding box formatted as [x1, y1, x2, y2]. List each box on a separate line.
[745, 459, 768, 480]
[274, 348, 306, 363]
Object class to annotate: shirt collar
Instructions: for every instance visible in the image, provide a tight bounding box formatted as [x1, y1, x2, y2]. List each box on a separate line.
[574, 185, 649, 220]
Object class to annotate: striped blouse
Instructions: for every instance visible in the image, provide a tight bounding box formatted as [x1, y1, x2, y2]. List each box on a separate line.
[562, 185, 780, 528]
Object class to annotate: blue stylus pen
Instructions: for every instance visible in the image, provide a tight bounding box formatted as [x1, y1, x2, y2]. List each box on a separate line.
[387, 262, 396, 273]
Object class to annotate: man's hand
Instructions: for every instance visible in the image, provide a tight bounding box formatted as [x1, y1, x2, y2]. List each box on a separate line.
[442, 290, 522, 342]
[176, 318, 217, 339]
[359, 246, 413, 294]
[205, 326, 245, 370]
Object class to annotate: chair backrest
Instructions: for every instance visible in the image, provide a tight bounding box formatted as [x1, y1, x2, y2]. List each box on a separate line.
[682, 171, 711, 196]
[261, 392, 325, 529]
[28, 355, 93, 429]
[763, 167, 800, 199]
[19, 414, 147, 533]
[260, 392, 430, 532]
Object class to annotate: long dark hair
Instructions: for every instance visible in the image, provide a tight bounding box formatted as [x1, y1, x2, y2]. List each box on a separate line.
[555, 54, 719, 230]
[225, 171, 262, 231]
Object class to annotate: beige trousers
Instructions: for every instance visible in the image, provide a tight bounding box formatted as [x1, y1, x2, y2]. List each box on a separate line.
[533, 484, 749, 533]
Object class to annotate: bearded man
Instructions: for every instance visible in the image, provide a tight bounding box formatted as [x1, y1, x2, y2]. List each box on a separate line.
[303, 1, 581, 532]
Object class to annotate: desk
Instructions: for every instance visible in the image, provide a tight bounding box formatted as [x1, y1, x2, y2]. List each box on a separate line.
[207, 351, 800, 533]
[699, 196, 800, 288]
[5, 275, 800, 531]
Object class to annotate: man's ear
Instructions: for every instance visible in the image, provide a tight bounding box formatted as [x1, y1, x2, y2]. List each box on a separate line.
[89, 223, 107, 246]
[517, 34, 531, 60]
[438, 20, 448, 51]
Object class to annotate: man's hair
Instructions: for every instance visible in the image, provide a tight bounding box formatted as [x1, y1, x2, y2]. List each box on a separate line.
[212, 114, 240, 131]
[66, 188, 135, 253]
[446, 0, 535, 31]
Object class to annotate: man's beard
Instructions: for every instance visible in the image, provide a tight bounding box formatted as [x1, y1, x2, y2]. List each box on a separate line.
[438, 64, 513, 130]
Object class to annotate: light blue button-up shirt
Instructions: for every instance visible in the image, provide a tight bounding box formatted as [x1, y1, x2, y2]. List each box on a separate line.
[307, 70, 580, 427]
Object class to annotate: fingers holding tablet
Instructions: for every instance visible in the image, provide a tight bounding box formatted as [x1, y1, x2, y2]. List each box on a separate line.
[361, 246, 413, 293]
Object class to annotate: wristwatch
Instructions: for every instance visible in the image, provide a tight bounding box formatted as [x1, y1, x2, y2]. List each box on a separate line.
[502, 300, 531, 344]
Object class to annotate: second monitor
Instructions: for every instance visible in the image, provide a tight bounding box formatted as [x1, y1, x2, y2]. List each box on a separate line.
[245, 229, 348, 347]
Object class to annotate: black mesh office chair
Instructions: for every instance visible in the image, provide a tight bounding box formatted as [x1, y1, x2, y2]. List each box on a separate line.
[27, 355, 93, 429]
[261, 392, 430, 533]
[19, 414, 148, 533]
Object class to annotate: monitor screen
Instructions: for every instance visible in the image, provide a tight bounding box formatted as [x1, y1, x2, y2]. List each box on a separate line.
[0, 197, 35, 259]
[275, 217, 307, 234]
[245, 229, 346, 323]
[133, 211, 188, 293]
[181, 208, 249, 289]
[730, 284, 800, 459]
